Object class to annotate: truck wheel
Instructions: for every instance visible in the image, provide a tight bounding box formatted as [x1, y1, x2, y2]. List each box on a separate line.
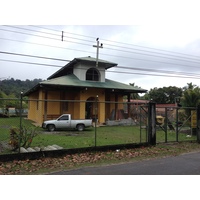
[47, 124, 55, 132]
[77, 124, 84, 131]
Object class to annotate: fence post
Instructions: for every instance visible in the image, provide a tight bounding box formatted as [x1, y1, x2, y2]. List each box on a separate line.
[196, 104, 200, 143]
[18, 91, 23, 153]
[148, 102, 156, 145]
[175, 107, 178, 142]
[94, 95, 98, 148]
[164, 107, 168, 143]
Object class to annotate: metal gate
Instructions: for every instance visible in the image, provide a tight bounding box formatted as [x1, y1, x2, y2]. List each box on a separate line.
[140, 103, 198, 144]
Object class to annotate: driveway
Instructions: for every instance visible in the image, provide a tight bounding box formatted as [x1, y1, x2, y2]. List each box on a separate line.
[49, 151, 200, 175]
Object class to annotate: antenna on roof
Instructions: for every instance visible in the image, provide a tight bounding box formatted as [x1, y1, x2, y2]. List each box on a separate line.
[93, 38, 103, 67]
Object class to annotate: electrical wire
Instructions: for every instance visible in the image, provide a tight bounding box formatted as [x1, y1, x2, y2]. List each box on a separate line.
[104, 46, 200, 64]
[1, 50, 200, 73]
[30, 25, 96, 39]
[0, 37, 95, 54]
[116, 65, 200, 76]
[1, 26, 200, 81]
[1, 37, 200, 70]
[0, 51, 70, 62]
[0, 27, 93, 47]
[0, 58, 61, 67]
[29, 25, 200, 59]
[1, 57, 200, 80]
[4, 25, 95, 44]
[107, 70, 200, 79]
[1, 48, 200, 80]
[2, 25, 200, 63]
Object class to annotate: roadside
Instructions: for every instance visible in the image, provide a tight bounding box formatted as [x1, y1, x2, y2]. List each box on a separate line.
[49, 150, 200, 175]
[0, 141, 200, 175]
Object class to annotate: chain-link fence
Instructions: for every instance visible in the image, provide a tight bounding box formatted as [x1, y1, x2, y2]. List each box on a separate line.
[0, 98, 198, 155]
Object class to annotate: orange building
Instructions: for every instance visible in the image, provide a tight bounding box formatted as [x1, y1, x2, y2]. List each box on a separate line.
[24, 56, 147, 125]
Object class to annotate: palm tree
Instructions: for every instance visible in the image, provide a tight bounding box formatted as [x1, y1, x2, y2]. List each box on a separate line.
[182, 83, 200, 107]
[129, 83, 140, 99]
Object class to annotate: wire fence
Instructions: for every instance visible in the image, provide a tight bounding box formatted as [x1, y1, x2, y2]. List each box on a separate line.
[0, 98, 198, 155]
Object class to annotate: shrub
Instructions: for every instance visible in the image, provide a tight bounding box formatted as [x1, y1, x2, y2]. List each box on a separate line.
[9, 126, 38, 151]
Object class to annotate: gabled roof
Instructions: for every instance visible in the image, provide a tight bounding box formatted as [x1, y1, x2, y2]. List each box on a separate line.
[24, 74, 147, 96]
[48, 56, 118, 80]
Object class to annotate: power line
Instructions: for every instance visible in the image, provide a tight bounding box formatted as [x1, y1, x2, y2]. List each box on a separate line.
[104, 46, 200, 64]
[0, 27, 61, 42]
[115, 65, 199, 77]
[29, 25, 200, 59]
[5, 25, 95, 44]
[0, 58, 61, 67]
[0, 51, 70, 62]
[1, 57, 200, 79]
[1, 37, 200, 70]
[1, 47, 200, 78]
[2, 25, 200, 63]
[1, 48, 200, 73]
[0, 37, 95, 55]
[107, 70, 200, 79]
[0, 27, 93, 47]
[5, 25, 61, 37]
[30, 25, 96, 39]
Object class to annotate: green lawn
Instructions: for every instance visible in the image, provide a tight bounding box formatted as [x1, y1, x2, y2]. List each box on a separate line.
[31, 126, 147, 149]
[0, 117, 197, 154]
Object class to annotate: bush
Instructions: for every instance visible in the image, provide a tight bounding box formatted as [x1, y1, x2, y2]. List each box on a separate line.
[9, 126, 38, 151]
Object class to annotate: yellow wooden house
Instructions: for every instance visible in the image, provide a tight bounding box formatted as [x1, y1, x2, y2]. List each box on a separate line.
[24, 56, 147, 125]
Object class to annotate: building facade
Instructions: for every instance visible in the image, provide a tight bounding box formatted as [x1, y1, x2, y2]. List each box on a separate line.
[24, 56, 147, 125]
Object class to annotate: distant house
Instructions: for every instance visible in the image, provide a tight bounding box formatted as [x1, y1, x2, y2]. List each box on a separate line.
[24, 56, 147, 125]
[156, 103, 177, 113]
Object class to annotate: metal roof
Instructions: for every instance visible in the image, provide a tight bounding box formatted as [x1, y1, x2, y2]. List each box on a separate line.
[48, 56, 118, 80]
[24, 74, 147, 96]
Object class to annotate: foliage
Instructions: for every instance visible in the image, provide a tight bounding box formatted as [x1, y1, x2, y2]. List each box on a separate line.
[144, 86, 183, 103]
[0, 91, 7, 107]
[0, 78, 43, 98]
[0, 78, 42, 109]
[129, 83, 141, 99]
[9, 125, 39, 150]
[181, 82, 200, 107]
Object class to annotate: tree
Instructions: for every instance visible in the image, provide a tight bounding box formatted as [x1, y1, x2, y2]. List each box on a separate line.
[0, 78, 43, 98]
[129, 83, 140, 99]
[181, 83, 200, 107]
[145, 86, 182, 103]
[0, 91, 7, 108]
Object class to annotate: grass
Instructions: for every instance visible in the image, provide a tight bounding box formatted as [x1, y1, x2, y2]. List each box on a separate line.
[0, 117, 199, 174]
[0, 117, 197, 154]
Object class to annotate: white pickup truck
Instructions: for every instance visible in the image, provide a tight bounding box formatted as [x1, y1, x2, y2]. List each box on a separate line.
[42, 114, 93, 132]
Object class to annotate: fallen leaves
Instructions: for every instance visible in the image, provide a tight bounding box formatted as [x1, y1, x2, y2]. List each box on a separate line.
[0, 142, 200, 175]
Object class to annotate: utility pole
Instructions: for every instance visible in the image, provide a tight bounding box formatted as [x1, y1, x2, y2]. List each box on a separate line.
[93, 38, 103, 67]
[61, 31, 64, 41]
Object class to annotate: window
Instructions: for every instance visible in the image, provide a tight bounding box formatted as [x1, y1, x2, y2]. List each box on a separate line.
[58, 115, 69, 120]
[86, 68, 99, 81]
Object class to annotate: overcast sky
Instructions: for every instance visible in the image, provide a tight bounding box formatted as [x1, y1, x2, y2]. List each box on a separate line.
[1, 0, 200, 92]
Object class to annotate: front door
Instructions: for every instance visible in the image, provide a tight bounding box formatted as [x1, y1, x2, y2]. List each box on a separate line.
[85, 97, 98, 121]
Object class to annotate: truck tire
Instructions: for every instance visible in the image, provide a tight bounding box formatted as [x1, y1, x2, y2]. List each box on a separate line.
[47, 124, 55, 132]
[77, 124, 84, 131]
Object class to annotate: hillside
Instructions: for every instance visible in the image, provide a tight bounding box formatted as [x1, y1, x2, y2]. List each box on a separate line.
[0, 78, 43, 98]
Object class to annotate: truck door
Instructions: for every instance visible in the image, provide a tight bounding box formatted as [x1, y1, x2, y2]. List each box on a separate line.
[56, 115, 71, 129]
